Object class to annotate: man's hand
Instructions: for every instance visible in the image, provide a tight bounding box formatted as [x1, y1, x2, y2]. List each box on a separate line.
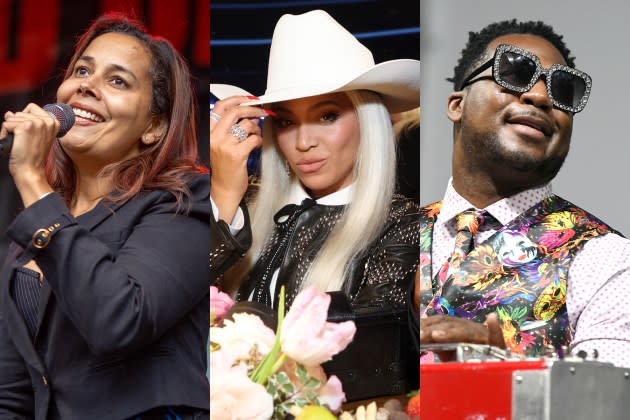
[420, 313, 506, 361]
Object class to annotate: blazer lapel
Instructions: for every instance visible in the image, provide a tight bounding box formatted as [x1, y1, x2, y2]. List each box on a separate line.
[76, 197, 127, 231]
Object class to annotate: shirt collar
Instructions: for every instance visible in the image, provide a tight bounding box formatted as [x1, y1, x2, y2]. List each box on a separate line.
[438, 177, 553, 226]
[288, 182, 353, 206]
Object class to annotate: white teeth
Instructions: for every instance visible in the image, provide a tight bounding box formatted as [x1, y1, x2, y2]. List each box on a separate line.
[72, 107, 104, 122]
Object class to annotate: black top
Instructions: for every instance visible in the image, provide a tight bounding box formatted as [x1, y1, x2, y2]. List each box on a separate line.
[10, 267, 41, 339]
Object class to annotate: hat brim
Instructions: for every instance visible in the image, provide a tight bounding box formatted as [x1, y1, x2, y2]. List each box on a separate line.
[210, 84, 255, 100]
[211, 59, 420, 114]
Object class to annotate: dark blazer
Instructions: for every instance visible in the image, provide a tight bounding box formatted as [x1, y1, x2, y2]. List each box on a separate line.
[0, 174, 210, 420]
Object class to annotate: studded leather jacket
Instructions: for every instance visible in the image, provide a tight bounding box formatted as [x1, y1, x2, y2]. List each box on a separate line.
[236, 195, 421, 311]
[210, 202, 251, 284]
[217, 195, 421, 400]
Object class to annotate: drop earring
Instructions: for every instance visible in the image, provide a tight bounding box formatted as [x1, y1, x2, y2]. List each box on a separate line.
[284, 160, 290, 176]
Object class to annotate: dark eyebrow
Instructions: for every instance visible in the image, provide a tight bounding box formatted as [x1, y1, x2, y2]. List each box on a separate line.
[77, 55, 140, 82]
[274, 100, 341, 114]
[309, 100, 341, 111]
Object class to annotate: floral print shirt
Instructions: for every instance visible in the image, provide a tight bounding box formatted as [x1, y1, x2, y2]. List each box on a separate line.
[421, 180, 630, 367]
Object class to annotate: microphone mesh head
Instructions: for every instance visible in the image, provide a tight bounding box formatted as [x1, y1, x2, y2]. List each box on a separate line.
[44, 103, 76, 137]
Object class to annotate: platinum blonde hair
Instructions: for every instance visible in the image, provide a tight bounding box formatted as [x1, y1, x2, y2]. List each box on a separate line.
[224, 90, 396, 294]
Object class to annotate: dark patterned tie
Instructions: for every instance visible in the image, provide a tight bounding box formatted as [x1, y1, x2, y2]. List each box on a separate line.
[440, 209, 493, 277]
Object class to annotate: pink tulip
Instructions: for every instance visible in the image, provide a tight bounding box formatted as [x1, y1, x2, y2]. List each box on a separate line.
[210, 286, 234, 323]
[318, 375, 346, 412]
[280, 286, 356, 366]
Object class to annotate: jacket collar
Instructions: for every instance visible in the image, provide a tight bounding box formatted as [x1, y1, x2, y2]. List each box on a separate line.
[75, 195, 129, 231]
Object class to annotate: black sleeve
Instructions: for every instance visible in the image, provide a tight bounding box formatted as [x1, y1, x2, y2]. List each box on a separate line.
[210, 201, 252, 284]
[351, 198, 420, 308]
[408, 277, 420, 352]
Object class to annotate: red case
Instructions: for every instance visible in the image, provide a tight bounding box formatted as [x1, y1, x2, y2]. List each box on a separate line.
[420, 360, 547, 419]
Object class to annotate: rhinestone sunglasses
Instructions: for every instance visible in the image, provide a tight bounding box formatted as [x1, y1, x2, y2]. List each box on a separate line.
[459, 44, 592, 113]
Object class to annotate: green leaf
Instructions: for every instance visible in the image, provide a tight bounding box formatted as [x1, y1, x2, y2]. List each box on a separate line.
[513, 306, 527, 320]
[268, 381, 279, 397]
[305, 378, 321, 389]
[305, 390, 318, 401]
[296, 363, 309, 383]
[282, 382, 294, 394]
[276, 372, 290, 385]
[496, 306, 509, 320]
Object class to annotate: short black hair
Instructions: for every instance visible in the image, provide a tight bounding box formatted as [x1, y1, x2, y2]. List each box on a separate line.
[449, 19, 575, 90]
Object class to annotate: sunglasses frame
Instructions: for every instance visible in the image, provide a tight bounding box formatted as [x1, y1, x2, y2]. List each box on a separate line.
[459, 44, 592, 113]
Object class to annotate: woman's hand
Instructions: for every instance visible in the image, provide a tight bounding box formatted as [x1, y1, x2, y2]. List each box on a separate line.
[210, 96, 267, 223]
[0, 103, 56, 207]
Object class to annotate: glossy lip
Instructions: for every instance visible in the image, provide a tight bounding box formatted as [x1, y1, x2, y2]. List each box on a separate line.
[507, 114, 553, 138]
[295, 158, 326, 174]
[70, 101, 106, 123]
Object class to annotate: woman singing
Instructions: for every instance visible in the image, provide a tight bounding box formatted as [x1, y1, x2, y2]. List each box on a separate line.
[0, 13, 209, 419]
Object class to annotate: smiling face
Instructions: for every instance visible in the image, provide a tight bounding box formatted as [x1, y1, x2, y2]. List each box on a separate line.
[56, 32, 161, 168]
[450, 34, 574, 189]
[273, 92, 360, 198]
[494, 230, 538, 267]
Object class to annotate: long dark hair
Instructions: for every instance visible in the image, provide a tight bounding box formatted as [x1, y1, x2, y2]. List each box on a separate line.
[47, 12, 206, 209]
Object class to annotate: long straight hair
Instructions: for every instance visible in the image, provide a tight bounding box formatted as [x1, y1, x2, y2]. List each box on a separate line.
[225, 90, 396, 294]
[47, 13, 205, 209]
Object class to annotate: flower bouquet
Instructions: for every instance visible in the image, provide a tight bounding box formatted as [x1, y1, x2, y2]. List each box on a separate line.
[210, 285, 357, 420]
[337, 390, 420, 420]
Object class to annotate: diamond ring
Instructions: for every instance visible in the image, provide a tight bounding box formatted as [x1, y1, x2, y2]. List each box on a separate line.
[230, 124, 248, 142]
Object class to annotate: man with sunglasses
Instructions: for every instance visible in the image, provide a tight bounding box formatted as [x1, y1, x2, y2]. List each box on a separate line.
[418, 20, 630, 367]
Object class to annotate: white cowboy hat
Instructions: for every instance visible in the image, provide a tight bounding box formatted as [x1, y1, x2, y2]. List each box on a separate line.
[210, 9, 420, 113]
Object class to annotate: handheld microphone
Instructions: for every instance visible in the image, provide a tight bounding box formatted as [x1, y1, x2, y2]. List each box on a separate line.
[0, 103, 76, 157]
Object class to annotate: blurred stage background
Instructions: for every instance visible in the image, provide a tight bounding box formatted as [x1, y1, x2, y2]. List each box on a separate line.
[0, 0, 209, 262]
[211, 0, 419, 98]
[210, 0, 420, 188]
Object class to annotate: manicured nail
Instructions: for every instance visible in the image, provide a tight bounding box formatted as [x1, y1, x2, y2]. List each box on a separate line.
[264, 108, 277, 116]
[247, 95, 259, 100]
[433, 330, 446, 338]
